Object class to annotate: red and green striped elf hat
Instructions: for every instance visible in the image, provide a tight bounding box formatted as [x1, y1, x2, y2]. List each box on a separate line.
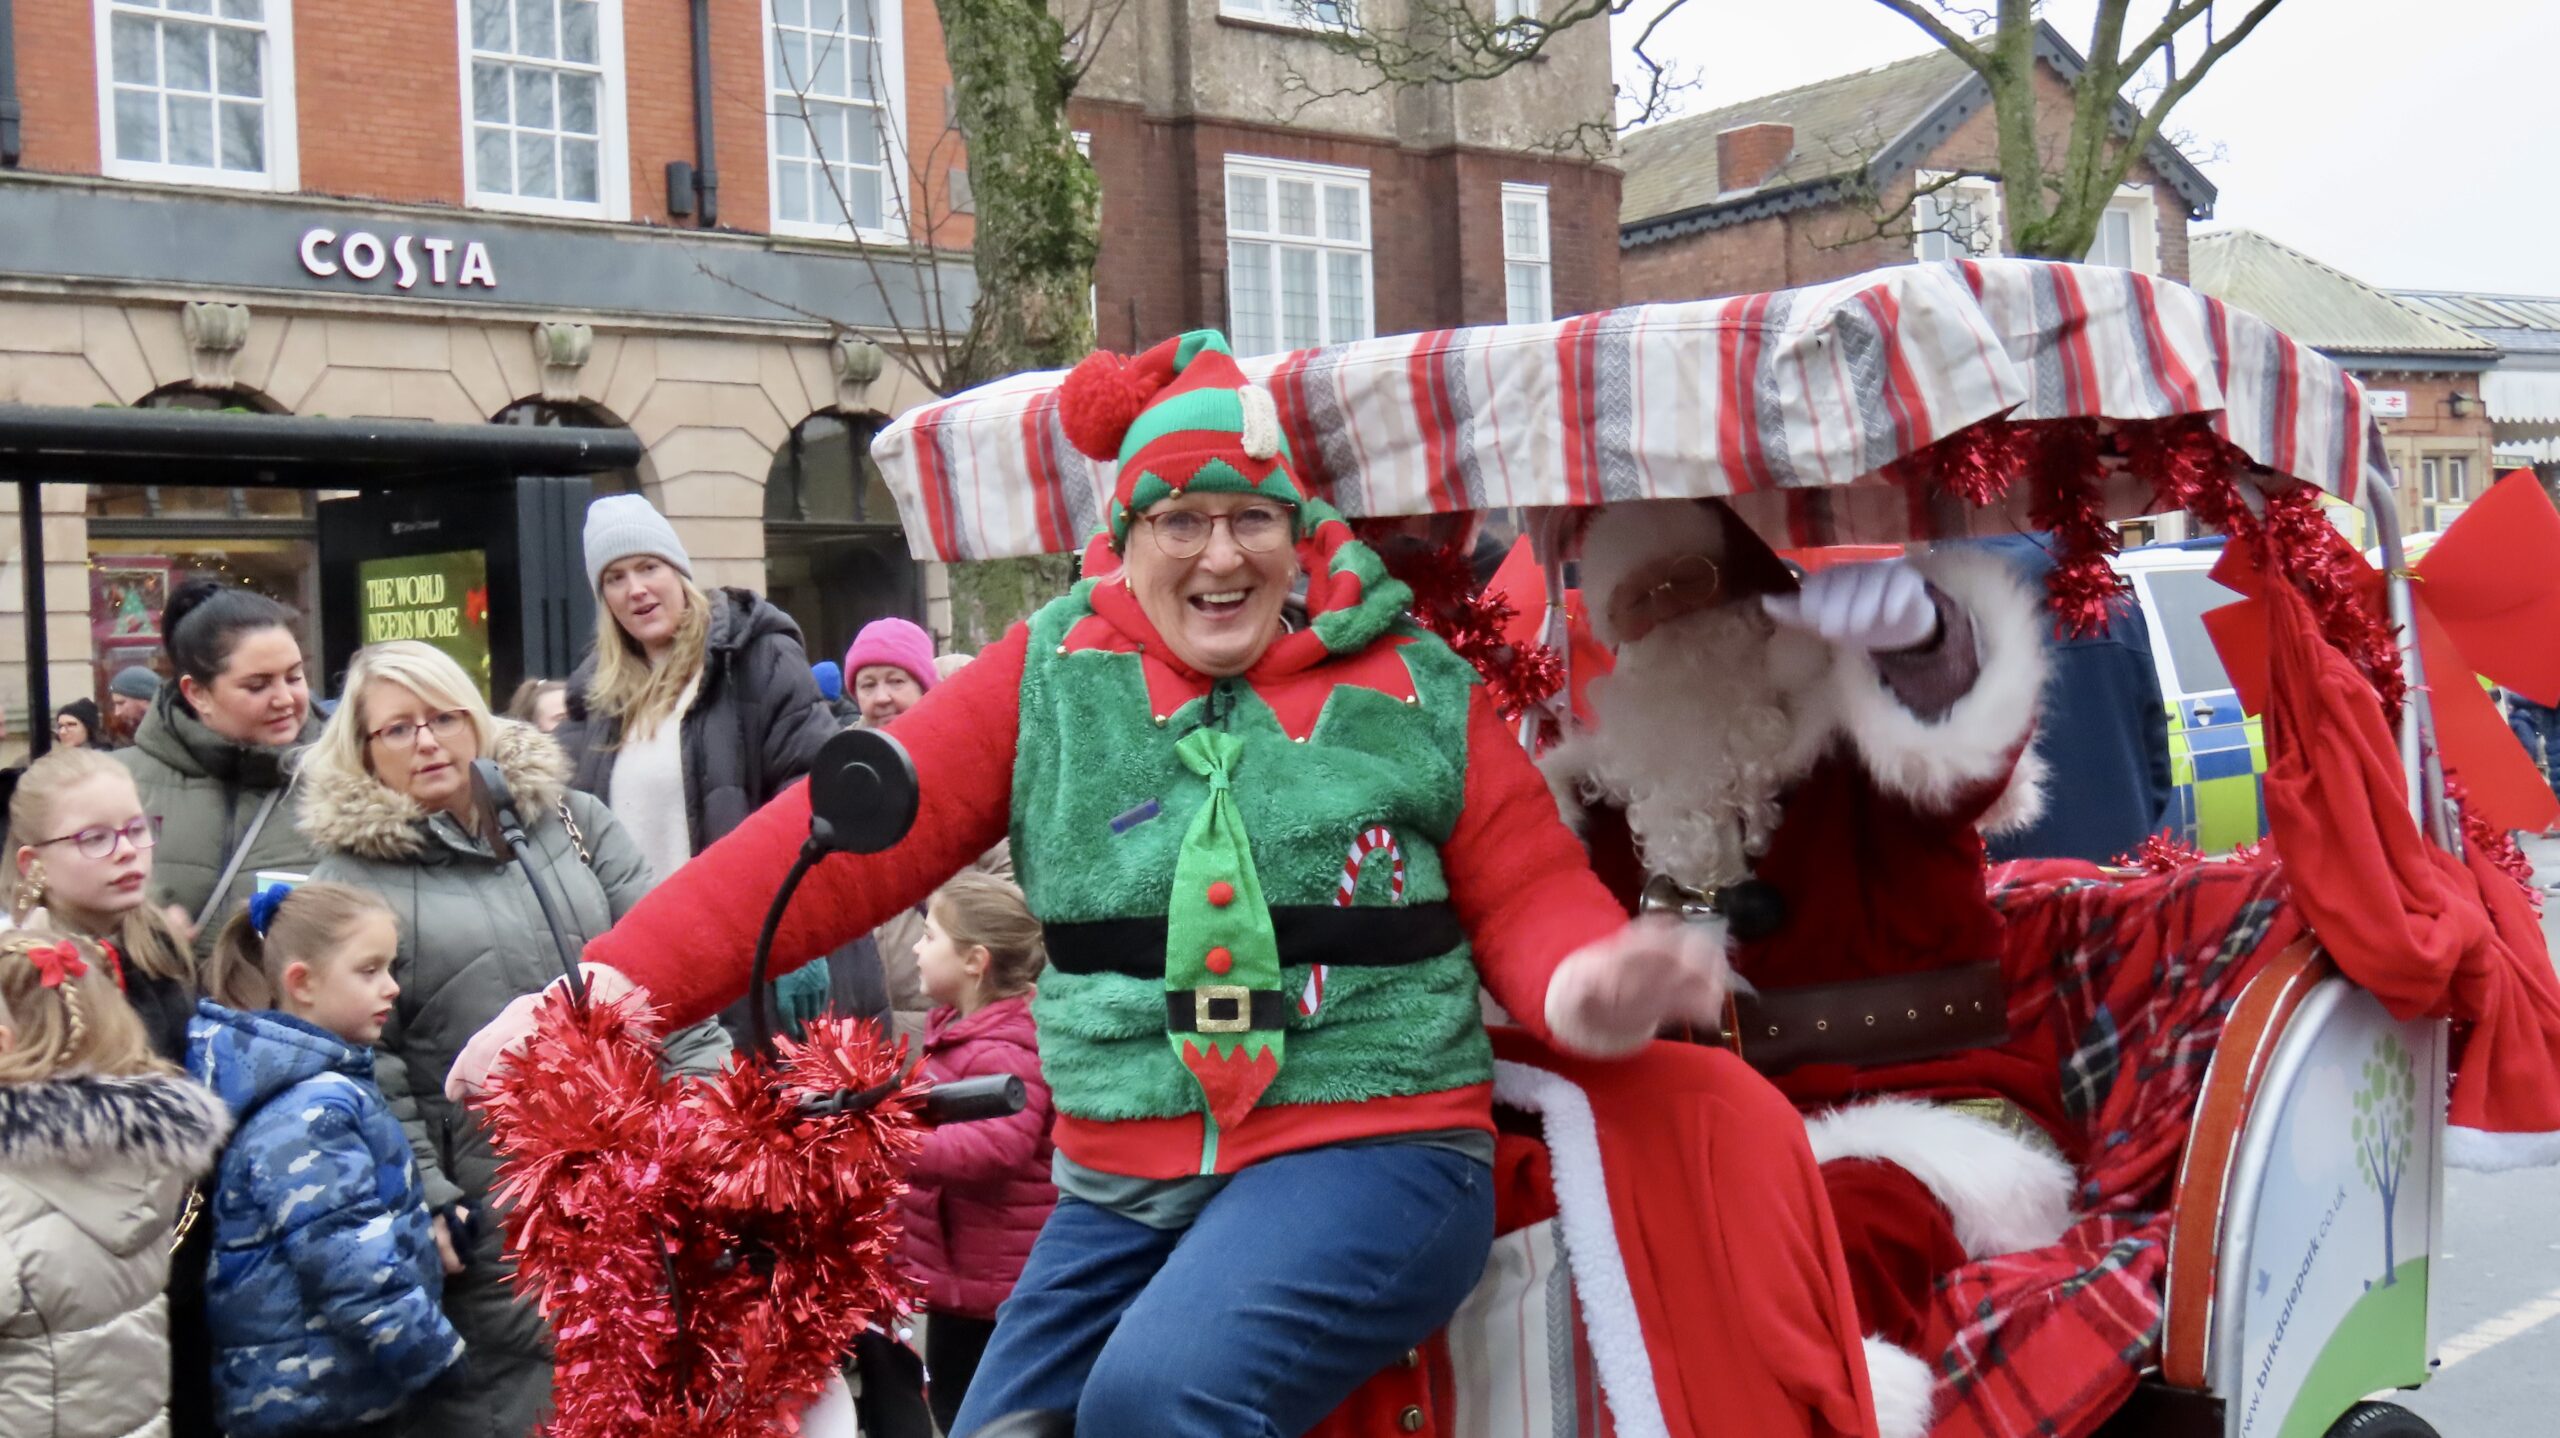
[1058, 329, 1306, 548]
[1058, 328, 1409, 657]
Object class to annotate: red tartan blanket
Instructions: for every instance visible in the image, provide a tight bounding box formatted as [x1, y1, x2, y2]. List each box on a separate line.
[1925, 858, 2306, 1438]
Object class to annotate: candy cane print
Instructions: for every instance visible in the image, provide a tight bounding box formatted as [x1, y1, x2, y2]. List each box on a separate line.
[1306, 827, 1405, 1015]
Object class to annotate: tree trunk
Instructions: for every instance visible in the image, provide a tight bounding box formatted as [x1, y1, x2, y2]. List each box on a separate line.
[933, 0, 1097, 647]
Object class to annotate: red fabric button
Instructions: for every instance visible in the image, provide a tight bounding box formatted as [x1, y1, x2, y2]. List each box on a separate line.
[1205, 946, 1234, 975]
[1207, 881, 1236, 908]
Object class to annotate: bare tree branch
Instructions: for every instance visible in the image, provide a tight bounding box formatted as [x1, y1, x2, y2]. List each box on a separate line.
[1061, 0, 1137, 86]
[2122, 0, 2288, 165]
[1865, 0, 1993, 75]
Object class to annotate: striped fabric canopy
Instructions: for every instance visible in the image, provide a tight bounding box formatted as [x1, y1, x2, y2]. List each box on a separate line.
[872, 258, 2390, 563]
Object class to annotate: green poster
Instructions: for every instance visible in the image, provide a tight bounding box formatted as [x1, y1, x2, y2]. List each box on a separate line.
[359, 550, 493, 700]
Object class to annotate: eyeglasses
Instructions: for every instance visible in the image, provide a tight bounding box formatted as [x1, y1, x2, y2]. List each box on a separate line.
[1137, 503, 1294, 559]
[34, 815, 160, 859]
[367, 710, 473, 750]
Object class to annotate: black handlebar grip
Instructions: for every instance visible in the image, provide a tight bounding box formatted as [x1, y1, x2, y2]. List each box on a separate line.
[917, 1073, 1026, 1126]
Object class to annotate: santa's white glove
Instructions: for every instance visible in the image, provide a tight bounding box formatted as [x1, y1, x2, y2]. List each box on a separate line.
[1761, 559, 1938, 652]
[445, 964, 643, 1102]
[1544, 917, 1734, 1059]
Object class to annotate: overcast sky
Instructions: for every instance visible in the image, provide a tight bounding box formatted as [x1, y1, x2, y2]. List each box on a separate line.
[1615, 0, 2560, 295]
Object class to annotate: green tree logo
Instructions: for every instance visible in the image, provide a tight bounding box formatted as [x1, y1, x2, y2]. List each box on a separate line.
[2351, 1033, 2418, 1288]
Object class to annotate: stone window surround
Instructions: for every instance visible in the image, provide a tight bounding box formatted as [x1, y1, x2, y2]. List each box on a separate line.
[1216, 0, 1356, 37]
[1223, 153, 1375, 358]
[93, 0, 300, 193]
[1911, 171, 2161, 274]
[457, 0, 635, 223]
[1501, 180, 1551, 325]
[763, 0, 910, 245]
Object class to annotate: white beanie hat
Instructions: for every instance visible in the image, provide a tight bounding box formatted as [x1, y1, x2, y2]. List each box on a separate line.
[583, 494, 693, 593]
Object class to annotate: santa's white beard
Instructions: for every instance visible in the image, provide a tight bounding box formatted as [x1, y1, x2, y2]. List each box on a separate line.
[1558, 603, 1833, 891]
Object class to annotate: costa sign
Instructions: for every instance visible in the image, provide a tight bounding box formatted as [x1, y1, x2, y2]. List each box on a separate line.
[298, 227, 498, 291]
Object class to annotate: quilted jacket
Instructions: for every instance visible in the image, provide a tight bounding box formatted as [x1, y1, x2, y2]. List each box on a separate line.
[188, 1002, 463, 1436]
[0, 1070, 229, 1438]
[896, 995, 1057, 1319]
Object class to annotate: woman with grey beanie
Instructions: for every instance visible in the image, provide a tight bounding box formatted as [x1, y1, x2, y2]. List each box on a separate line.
[553, 493, 885, 1038]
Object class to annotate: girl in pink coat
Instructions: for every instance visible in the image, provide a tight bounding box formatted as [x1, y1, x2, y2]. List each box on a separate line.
[901, 872, 1056, 1433]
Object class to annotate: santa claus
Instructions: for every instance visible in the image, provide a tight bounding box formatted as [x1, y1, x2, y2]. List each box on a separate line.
[1544, 499, 2072, 1438]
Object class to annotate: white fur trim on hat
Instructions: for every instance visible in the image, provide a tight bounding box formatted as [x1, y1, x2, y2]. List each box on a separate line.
[1828, 545, 2049, 816]
[1862, 1337, 1937, 1438]
[1805, 1096, 2076, 1259]
[1238, 383, 1282, 461]
[2447, 1124, 2560, 1172]
[583, 493, 694, 594]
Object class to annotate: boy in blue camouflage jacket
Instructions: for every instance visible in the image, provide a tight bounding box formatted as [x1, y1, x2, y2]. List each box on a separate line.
[186, 881, 463, 1437]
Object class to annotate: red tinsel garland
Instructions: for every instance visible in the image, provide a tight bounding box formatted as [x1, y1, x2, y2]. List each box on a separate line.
[1883, 419, 2042, 509]
[2113, 832, 2207, 874]
[2021, 421, 2131, 638]
[477, 993, 920, 1438]
[1385, 540, 1566, 729]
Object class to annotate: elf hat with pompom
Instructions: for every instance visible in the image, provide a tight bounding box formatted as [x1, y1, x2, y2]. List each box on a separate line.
[1058, 329, 1304, 548]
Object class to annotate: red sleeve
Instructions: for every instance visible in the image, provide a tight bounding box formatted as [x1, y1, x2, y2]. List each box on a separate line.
[1443, 686, 1628, 1047]
[586, 625, 1028, 1030]
[911, 1045, 1053, 1189]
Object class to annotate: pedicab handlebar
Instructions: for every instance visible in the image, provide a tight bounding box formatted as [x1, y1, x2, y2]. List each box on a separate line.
[741, 727, 1026, 1125]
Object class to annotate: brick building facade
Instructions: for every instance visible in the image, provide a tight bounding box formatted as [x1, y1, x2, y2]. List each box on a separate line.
[1073, 0, 1619, 354]
[0, 0, 1613, 730]
[2193, 231, 2500, 540]
[1616, 22, 2214, 304]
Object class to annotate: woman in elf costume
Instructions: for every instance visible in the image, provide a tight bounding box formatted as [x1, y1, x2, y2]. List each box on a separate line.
[453, 330, 1728, 1436]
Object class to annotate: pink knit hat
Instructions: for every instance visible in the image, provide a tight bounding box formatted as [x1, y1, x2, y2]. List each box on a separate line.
[844, 618, 938, 692]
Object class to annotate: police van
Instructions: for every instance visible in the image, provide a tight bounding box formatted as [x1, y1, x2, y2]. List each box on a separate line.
[2109, 540, 2264, 852]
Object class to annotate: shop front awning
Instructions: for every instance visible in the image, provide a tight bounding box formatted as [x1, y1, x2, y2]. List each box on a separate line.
[0, 403, 645, 486]
[2483, 371, 2560, 444]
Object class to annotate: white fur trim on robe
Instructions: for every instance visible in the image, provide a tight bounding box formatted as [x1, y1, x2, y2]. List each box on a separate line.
[1860, 1337, 1936, 1438]
[1490, 1059, 1672, 1438]
[1804, 1097, 2076, 1260]
[1828, 546, 2050, 819]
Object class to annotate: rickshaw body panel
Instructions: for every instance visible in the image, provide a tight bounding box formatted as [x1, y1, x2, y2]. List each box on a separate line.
[2162, 962, 2447, 1438]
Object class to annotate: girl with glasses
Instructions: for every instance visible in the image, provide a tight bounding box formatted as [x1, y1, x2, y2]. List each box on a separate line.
[6, 746, 223, 1438]
[8, 747, 194, 1064]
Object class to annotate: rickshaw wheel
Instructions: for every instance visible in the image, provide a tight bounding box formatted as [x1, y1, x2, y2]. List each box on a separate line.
[2324, 1401, 2442, 1437]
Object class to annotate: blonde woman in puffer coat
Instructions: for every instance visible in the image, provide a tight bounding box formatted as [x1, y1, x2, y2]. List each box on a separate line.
[0, 928, 230, 1438]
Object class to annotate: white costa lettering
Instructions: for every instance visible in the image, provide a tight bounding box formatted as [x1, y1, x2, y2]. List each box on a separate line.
[341, 232, 387, 280]
[297, 227, 339, 277]
[293, 229, 496, 293]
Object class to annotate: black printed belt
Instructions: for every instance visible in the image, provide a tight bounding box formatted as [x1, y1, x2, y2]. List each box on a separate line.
[1043, 903, 1464, 982]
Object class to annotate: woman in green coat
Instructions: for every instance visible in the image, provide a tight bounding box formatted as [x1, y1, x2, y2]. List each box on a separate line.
[299, 640, 730, 1438]
[117, 579, 323, 962]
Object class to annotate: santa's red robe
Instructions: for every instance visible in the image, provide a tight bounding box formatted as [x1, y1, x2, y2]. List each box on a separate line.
[1552, 509, 2068, 1438]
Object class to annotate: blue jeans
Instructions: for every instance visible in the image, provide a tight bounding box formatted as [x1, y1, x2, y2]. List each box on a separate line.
[950, 1143, 1495, 1438]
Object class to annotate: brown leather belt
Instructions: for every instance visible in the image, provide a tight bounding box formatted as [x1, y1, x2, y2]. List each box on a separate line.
[1699, 962, 2009, 1075]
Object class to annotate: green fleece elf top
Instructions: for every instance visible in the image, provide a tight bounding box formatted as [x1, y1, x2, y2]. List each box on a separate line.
[589, 554, 1626, 1186]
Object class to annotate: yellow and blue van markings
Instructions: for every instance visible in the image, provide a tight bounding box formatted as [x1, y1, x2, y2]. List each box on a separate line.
[2166, 699, 2267, 853]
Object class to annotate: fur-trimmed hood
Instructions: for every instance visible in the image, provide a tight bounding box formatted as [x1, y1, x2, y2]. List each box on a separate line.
[298, 719, 572, 863]
[0, 1070, 228, 1177]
